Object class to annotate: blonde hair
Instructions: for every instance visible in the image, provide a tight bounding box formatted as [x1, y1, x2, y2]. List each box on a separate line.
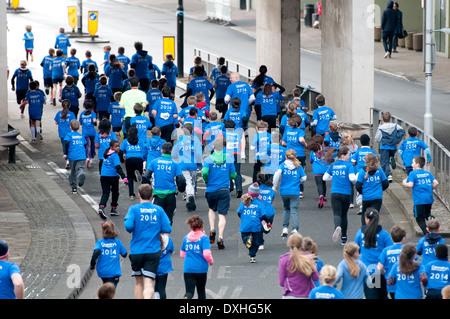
[364, 153, 378, 179]
[329, 122, 340, 132]
[285, 149, 301, 168]
[341, 131, 354, 146]
[286, 233, 317, 277]
[343, 242, 361, 278]
[320, 265, 337, 285]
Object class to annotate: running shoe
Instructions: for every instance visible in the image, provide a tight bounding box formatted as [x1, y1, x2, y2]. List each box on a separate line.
[217, 238, 225, 250]
[390, 156, 396, 169]
[78, 173, 86, 187]
[332, 226, 342, 242]
[318, 195, 324, 209]
[209, 230, 216, 244]
[135, 170, 142, 183]
[110, 207, 119, 216]
[281, 227, 289, 237]
[249, 257, 256, 263]
[98, 205, 107, 220]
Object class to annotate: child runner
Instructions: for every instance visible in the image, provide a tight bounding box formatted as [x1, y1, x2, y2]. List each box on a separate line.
[424, 244, 450, 299]
[311, 94, 337, 137]
[398, 126, 431, 176]
[161, 53, 178, 95]
[402, 156, 439, 235]
[416, 219, 446, 266]
[180, 215, 213, 299]
[308, 134, 333, 208]
[90, 221, 128, 288]
[54, 27, 71, 58]
[63, 120, 87, 194]
[61, 75, 82, 118]
[50, 49, 66, 106]
[272, 149, 307, 237]
[308, 265, 344, 299]
[108, 92, 125, 140]
[214, 65, 231, 119]
[21, 81, 46, 143]
[95, 118, 116, 174]
[93, 75, 114, 120]
[55, 99, 77, 169]
[81, 63, 100, 106]
[40, 48, 55, 96]
[98, 140, 128, 219]
[256, 173, 275, 250]
[11, 60, 33, 118]
[224, 120, 245, 198]
[80, 50, 98, 74]
[130, 103, 152, 143]
[250, 120, 272, 183]
[79, 99, 97, 168]
[155, 234, 174, 299]
[66, 48, 81, 85]
[23, 25, 34, 62]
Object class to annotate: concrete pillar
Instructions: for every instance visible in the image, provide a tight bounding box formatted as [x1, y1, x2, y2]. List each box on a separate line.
[256, 0, 300, 88]
[0, 0, 7, 134]
[321, 0, 374, 125]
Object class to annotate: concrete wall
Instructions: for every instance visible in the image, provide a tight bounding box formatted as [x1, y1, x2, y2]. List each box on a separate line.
[321, 0, 374, 125]
[256, 0, 301, 88]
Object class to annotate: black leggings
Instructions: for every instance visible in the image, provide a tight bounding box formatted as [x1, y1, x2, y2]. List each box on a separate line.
[314, 175, 327, 198]
[153, 194, 177, 225]
[155, 274, 168, 299]
[184, 272, 207, 299]
[125, 157, 143, 197]
[100, 176, 120, 208]
[331, 193, 351, 239]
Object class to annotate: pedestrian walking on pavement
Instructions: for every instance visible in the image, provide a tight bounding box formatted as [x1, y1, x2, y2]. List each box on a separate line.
[381, 1, 398, 58]
[0, 240, 24, 299]
[124, 184, 172, 299]
[392, 2, 403, 53]
[180, 215, 214, 299]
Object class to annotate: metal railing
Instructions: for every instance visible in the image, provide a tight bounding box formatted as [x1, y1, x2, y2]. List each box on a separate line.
[193, 48, 257, 84]
[371, 107, 450, 211]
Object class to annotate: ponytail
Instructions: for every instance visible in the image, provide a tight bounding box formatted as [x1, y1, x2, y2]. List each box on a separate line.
[286, 149, 301, 168]
[343, 242, 361, 278]
[363, 208, 380, 249]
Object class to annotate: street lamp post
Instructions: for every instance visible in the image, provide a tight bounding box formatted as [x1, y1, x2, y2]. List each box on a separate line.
[177, 0, 184, 78]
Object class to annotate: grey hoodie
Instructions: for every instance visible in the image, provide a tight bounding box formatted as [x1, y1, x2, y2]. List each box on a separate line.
[375, 122, 405, 146]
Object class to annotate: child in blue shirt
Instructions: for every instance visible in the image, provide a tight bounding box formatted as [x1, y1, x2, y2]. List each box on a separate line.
[66, 48, 81, 85]
[402, 156, 439, 235]
[146, 80, 162, 115]
[90, 221, 127, 287]
[22, 81, 46, 143]
[54, 27, 71, 57]
[416, 219, 446, 266]
[155, 234, 174, 299]
[130, 103, 152, 142]
[180, 215, 213, 299]
[309, 265, 344, 299]
[387, 243, 428, 299]
[202, 111, 225, 153]
[95, 118, 116, 174]
[398, 126, 431, 176]
[250, 120, 271, 183]
[98, 140, 127, 219]
[324, 122, 343, 150]
[51, 49, 66, 106]
[11, 60, 33, 118]
[424, 244, 450, 299]
[272, 149, 307, 237]
[377, 225, 407, 299]
[161, 53, 178, 95]
[93, 76, 114, 120]
[108, 92, 125, 140]
[237, 183, 270, 263]
[308, 134, 333, 208]
[143, 127, 167, 176]
[63, 120, 87, 194]
[23, 25, 34, 62]
[311, 94, 337, 136]
[224, 120, 245, 198]
[81, 63, 100, 103]
[263, 138, 287, 178]
[105, 55, 127, 94]
[40, 48, 55, 96]
[55, 100, 77, 168]
[79, 99, 97, 168]
[256, 174, 275, 250]
[61, 75, 82, 118]
[214, 66, 231, 118]
[80, 50, 98, 74]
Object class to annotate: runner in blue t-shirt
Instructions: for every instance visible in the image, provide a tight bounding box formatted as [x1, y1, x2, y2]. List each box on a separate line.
[311, 94, 337, 136]
[424, 244, 450, 299]
[0, 240, 24, 299]
[224, 72, 255, 125]
[79, 100, 97, 166]
[162, 53, 178, 94]
[398, 126, 431, 175]
[63, 120, 87, 194]
[22, 81, 46, 143]
[66, 48, 81, 85]
[93, 76, 114, 120]
[55, 100, 77, 168]
[54, 28, 71, 57]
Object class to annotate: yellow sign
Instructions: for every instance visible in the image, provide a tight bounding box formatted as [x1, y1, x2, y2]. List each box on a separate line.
[163, 36, 176, 60]
[11, 0, 19, 9]
[68, 6, 77, 31]
[88, 11, 98, 37]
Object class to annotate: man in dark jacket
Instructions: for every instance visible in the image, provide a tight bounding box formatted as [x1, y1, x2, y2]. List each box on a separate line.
[381, 1, 398, 58]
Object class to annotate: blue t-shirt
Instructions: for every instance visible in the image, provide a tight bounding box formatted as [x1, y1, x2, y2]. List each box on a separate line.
[54, 34, 71, 55]
[12, 68, 33, 91]
[237, 198, 266, 233]
[356, 167, 387, 201]
[61, 85, 82, 107]
[79, 111, 97, 137]
[108, 102, 125, 128]
[64, 131, 87, 161]
[351, 147, 378, 171]
[147, 155, 183, 192]
[101, 152, 121, 177]
[146, 89, 162, 112]
[0, 261, 21, 299]
[157, 237, 174, 276]
[51, 57, 66, 80]
[214, 74, 231, 99]
[116, 54, 131, 73]
[93, 85, 114, 112]
[81, 73, 99, 94]
[278, 162, 306, 196]
[312, 106, 336, 135]
[130, 116, 152, 142]
[324, 132, 342, 149]
[25, 90, 46, 120]
[225, 128, 244, 156]
[23, 31, 34, 49]
[308, 285, 344, 299]
[416, 235, 446, 266]
[120, 139, 147, 160]
[95, 131, 116, 161]
[131, 52, 152, 79]
[153, 98, 177, 127]
[204, 122, 225, 152]
[162, 63, 178, 88]
[258, 91, 281, 117]
[93, 238, 127, 278]
[124, 202, 172, 254]
[424, 259, 450, 291]
[224, 107, 244, 129]
[378, 243, 403, 293]
[188, 77, 214, 105]
[105, 65, 126, 89]
[399, 137, 430, 167]
[81, 59, 98, 74]
[309, 151, 330, 176]
[388, 262, 426, 299]
[259, 184, 276, 217]
[203, 154, 236, 193]
[144, 136, 166, 165]
[181, 234, 211, 274]
[326, 160, 355, 195]
[40, 55, 54, 79]
[407, 169, 436, 205]
[250, 132, 271, 161]
[263, 144, 287, 175]
[172, 135, 202, 171]
[336, 258, 369, 299]
[54, 110, 76, 139]
[225, 81, 254, 117]
[66, 56, 80, 77]
[282, 127, 306, 157]
[355, 227, 394, 270]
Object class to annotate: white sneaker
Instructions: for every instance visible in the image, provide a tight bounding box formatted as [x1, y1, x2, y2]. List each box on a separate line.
[258, 245, 264, 251]
[281, 227, 289, 237]
[291, 229, 298, 234]
[332, 226, 342, 242]
[384, 51, 389, 59]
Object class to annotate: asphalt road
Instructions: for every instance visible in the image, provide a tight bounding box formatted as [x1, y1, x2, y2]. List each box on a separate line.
[4, 0, 426, 299]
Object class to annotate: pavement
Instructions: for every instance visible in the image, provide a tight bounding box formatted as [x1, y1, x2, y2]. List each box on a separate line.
[1, 0, 449, 300]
